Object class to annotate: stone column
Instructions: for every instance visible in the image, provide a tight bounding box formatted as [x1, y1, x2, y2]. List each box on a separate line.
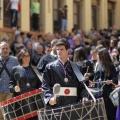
[98, 0, 108, 29]
[43, 0, 53, 33]
[21, 0, 30, 31]
[64, 0, 74, 31]
[0, 0, 3, 28]
[114, 1, 120, 28]
[81, 0, 92, 32]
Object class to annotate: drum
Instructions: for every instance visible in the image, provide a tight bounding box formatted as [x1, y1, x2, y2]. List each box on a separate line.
[109, 87, 120, 106]
[38, 98, 107, 120]
[0, 88, 45, 120]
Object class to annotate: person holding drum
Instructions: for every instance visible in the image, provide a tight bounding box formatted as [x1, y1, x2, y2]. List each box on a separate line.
[73, 46, 94, 86]
[85, 48, 118, 120]
[42, 38, 88, 108]
[0, 41, 19, 120]
[9, 48, 42, 120]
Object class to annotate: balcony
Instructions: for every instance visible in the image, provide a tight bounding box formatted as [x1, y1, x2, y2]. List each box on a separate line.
[0, 27, 43, 43]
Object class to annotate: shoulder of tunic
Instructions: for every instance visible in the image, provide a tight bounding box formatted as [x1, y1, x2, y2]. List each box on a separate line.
[46, 59, 58, 68]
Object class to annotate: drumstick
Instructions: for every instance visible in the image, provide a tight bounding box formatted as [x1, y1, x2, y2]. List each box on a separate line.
[104, 80, 116, 86]
[92, 81, 116, 86]
[85, 66, 90, 82]
[86, 66, 89, 73]
[53, 84, 61, 99]
[111, 82, 116, 86]
[92, 81, 106, 84]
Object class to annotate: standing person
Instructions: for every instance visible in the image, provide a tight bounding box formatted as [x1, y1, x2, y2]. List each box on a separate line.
[59, 5, 68, 31]
[37, 39, 58, 73]
[42, 39, 88, 108]
[9, 48, 42, 120]
[25, 40, 35, 55]
[73, 47, 94, 74]
[90, 48, 98, 69]
[73, 47, 94, 86]
[0, 42, 19, 120]
[9, 48, 42, 96]
[31, 44, 44, 66]
[2, 36, 10, 44]
[31, 0, 40, 32]
[6, 0, 19, 30]
[108, 39, 116, 54]
[85, 48, 118, 120]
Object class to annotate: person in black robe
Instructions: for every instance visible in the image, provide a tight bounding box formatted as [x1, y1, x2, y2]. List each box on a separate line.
[95, 48, 118, 120]
[9, 49, 42, 120]
[42, 39, 88, 108]
[73, 47, 94, 85]
[85, 48, 118, 120]
[37, 39, 58, 73]
[31, 44, 44, 66]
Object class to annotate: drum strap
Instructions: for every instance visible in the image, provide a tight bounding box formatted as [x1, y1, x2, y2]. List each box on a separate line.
[118, 89, 120, 105]
[31, 65, 42, 82]
[0, 57, 10, 77]
[70, 61, 85, 82]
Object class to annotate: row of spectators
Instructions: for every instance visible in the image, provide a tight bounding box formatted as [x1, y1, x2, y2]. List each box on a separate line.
[1, 25, 120, 120]
[2, 26, 120, 68]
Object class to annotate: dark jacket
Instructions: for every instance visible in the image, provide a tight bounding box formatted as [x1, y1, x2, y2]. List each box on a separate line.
[77, 60, 94, 85]
[37, 54, 57, 73]
[31, 53, 44, 66]
[94, 63, 118, 120]
[9, 65, 42, 97]
[94, 63, 118, 94]
[42, 59, 88, 108]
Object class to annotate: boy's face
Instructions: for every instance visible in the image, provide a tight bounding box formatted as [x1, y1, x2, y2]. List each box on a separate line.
[56, 45, 69, 59]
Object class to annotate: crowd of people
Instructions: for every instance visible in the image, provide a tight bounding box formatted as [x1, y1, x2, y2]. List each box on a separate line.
[0, 26, 120, 120]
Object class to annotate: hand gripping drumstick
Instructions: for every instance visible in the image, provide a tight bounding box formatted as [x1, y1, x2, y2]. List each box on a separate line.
[53, 84, 61, 99]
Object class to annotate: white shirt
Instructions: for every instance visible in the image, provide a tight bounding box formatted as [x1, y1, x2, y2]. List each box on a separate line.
[15, 30, 20, 35]
[10, 0, 19, 10]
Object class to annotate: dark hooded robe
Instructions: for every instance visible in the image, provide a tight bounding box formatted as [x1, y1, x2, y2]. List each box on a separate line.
[37, 54, 57, 72]
[94, 63, 118, 120]
[42, 59, 88, 108]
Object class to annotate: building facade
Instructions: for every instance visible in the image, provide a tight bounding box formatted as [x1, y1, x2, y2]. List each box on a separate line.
[0, 0, 120, 33]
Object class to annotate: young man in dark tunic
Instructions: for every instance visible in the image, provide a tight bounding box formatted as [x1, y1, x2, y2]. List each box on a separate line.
[42, 39, 88, 108]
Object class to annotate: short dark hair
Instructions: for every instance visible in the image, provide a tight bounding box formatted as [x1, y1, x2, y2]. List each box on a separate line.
[17, 48, 31, 65]
[64, 5, 68, 8]
[20, 32, 25, 36]
[56, 38, 70, 50]
[45, 44, 51, 49]
[38, 34, 42, 38]
[27, 33, 32, 38]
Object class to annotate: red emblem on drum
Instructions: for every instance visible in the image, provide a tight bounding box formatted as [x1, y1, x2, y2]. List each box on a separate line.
[64, 89, 70, 95]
